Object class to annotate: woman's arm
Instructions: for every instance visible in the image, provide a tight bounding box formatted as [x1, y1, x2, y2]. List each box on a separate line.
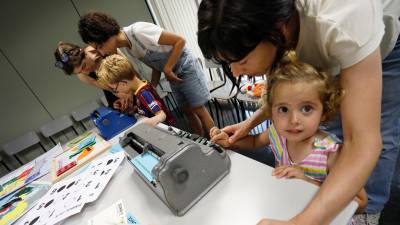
[222, 104, 269, 144]
[354, 188, 368, 214]
[211, 128, 270, 150]
[158, 31, 185, 83]
[292, 48, 382, 225]
[326, 145, 368, 214]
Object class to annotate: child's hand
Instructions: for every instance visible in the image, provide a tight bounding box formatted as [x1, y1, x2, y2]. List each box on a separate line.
[272, 165, 306, 180]
[209, 127, 231, 148]
[113, 96, 133, 113]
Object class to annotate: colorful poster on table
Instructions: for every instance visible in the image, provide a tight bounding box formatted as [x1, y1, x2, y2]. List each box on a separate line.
[0, 144, 63, 200]
[0, 182, 50, 225]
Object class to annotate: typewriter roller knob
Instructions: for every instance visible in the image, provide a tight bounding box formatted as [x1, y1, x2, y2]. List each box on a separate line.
[172, 167, 189, 184]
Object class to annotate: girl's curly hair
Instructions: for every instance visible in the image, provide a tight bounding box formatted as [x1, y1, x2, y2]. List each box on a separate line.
[263, 58, 344, 122]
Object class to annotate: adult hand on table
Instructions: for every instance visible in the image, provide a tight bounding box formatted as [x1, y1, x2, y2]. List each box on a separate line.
[209, 127, 231, 148]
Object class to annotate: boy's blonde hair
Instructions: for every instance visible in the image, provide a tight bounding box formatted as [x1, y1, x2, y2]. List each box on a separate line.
[263, 59, 344, 122]
[97, 54, 139, 85]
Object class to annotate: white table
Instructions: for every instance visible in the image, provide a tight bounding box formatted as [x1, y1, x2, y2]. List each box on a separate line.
[56, 124, 357, 225]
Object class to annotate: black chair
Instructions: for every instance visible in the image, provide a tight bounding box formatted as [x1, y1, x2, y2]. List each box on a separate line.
[39, 115, 78, 145]
[1, 131, 46, 165]
[71, 101, 100, 130]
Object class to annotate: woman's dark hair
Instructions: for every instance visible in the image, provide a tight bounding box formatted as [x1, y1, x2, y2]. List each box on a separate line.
[198, 0, 296, 67]
[54, 42, 84, 75]
[78, 12, 120, 44]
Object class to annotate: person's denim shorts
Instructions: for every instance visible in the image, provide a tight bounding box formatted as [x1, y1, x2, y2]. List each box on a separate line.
[170, 53, 211, 108]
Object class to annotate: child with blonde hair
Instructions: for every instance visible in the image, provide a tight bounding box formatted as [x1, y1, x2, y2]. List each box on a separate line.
[210, 60, 367, 215]
[97, 54, 175, 126]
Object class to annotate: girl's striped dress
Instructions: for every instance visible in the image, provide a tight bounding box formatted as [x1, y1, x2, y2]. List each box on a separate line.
[268, 123, 340, 182]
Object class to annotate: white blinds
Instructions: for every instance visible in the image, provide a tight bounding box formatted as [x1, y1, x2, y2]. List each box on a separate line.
[146, 0, 204, 61]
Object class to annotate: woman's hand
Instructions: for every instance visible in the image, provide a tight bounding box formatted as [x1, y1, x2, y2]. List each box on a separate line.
[221, 120, 252, 144]
[163, 67, 183, 83]
[210, 127, 231, 148]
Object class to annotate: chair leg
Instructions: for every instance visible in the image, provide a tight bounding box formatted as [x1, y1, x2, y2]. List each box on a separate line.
[1, 160, 11, 171]
[231, 98, 241, 123]
[165, 95, 184, 118]
[165, 97, 176, 117]
[214, 100, 225, 128]
[14, 154, 23, 165]
[39, 142, 47, 152]
[49, 136, 57, 145]
[71, 126, 79, 135]
[212, 99, 221, 128]
[228, 99, 239, 124]
[238, 100, 246, 123]
[170, 95, 184, 118]
[80, 121, 88, 130]
[207, 101, 215, 122]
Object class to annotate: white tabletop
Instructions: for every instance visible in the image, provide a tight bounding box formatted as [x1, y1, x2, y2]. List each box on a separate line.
[57, 124, 357, 225]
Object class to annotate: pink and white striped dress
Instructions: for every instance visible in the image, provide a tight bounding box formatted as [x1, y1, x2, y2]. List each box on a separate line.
[268, 123, 340, 182]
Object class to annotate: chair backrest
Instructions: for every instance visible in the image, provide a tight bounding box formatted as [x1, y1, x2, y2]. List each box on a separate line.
[204, 59, 221, 69]
[71, 101, 100, 122]
[155, 86, 168, 99]
[205, 59, 226, 82]
[159, 78, 172, 93]
[1, 131, 40, 155]
[39, 115, 74, 138]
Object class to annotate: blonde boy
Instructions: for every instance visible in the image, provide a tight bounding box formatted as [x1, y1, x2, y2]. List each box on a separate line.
[98, 54, 175, 126]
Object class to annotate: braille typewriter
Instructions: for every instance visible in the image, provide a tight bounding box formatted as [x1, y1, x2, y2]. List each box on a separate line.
[120, 123, 231, 216]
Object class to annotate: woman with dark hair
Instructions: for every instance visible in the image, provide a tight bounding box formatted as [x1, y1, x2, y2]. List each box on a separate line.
[54, 42, 132, 111]
[198, 0, 400, 224]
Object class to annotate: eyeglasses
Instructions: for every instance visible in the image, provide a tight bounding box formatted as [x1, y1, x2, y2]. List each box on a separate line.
[54, 53, 70, 69]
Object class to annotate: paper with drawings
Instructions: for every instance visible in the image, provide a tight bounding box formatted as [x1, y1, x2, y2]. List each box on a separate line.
[16, 152, 125, 225]
[81, 151, 125, 203]
[15, 172, 86, 225]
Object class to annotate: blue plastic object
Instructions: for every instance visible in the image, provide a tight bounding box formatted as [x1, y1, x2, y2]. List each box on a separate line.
[91, 107, 137, 140]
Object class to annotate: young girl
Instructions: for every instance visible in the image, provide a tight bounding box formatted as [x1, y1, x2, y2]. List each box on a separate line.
[54, 42, 133, 112]
[210, 60, 367, 214]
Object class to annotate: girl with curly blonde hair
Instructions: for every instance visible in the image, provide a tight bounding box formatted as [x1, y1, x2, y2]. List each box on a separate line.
[210, 60, 367, 215]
